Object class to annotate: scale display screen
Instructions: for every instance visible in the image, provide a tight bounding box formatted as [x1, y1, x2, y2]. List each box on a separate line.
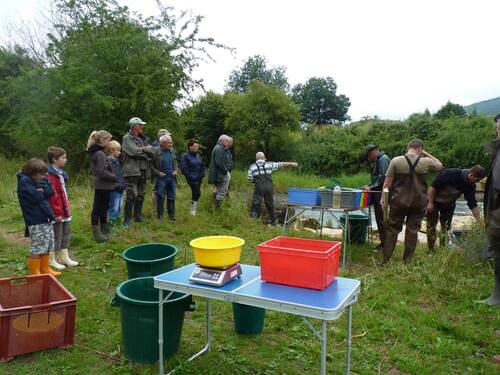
[194, 269, 220, 281]
[190, 264, 242, 286]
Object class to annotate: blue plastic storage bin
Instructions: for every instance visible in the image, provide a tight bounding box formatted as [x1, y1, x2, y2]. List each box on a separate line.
[288, 188, 321, 206]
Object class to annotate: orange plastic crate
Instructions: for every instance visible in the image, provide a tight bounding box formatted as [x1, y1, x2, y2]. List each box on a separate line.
[0, 274, 77, 362]
[257, 236, 342, 290]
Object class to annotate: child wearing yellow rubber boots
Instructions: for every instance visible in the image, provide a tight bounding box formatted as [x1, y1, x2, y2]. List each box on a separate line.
[17, 158, 61, 276]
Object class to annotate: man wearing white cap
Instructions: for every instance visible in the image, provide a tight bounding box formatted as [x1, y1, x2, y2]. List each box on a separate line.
[121, 117, 155, 225]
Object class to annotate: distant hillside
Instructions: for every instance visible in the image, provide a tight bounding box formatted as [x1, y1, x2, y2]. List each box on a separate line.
[464, 96, 500, 116]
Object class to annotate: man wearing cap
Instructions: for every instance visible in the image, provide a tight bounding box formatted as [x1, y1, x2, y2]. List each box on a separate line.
[426, 165, 485, 255]
[363, 144, 391, 253]
[121, 117, 155, 225]
[380, 139, 443, 265]
[482, 113, 500, 307]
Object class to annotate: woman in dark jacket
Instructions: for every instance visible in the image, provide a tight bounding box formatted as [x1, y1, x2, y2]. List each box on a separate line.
[87, 130, 116, 242]
[181, 139, 205, 216]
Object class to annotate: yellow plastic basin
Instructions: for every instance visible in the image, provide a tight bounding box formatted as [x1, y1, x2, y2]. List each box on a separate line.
[190, 236, 245, 268]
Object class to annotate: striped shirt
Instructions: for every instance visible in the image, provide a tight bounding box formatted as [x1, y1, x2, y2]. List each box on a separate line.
[247, 160, 283, 182]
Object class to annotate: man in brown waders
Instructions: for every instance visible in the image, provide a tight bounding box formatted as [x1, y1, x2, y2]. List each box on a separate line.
[426, 165, 486, 255]
[380, 139, 443, 265]
[482, 113, 500, 307]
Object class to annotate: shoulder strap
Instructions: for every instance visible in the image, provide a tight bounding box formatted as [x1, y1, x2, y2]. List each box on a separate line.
[404, 155, 421, 174]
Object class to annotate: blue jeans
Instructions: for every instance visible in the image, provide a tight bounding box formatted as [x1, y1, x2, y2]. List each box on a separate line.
[108, 190, 123, 220]
[157, 176, 176, 200]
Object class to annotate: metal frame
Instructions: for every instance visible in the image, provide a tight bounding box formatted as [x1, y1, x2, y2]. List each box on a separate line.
[156, 268, 360, 375]
[281, 204, 371, 271]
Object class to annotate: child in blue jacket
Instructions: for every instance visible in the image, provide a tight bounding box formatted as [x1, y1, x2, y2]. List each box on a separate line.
[17, 158, 61, 276]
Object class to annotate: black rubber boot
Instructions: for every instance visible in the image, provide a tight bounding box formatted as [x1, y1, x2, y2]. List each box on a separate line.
[167, 199, 176, 221]
[123, 200, 133, 226]
[92, 225, 108, 243]
[157, 196, 164, 221]
[134, 200, 144, 223]
[215, 199, 223, 209]
[100, 222, 111, 237]
[482, 257, 500, 307]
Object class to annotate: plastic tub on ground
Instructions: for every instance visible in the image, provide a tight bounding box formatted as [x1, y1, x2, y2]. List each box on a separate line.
[340, 213, 369, 244]
[0, 274, 77, 362]
[122, 243, 178, 279]
[257, 236, 342, 290]
[111, 276, 195, 364]
[232, 303, 266, 334]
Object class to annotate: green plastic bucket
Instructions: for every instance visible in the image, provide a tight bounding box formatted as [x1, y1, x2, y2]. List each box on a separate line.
[122, 243, 178, 279]
[340, 213, 369, 244]
[111, 277, 195, 363]
[232, 303, 265, 334]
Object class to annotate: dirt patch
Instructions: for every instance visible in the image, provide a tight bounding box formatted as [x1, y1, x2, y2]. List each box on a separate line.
[388, 368, 411, 375]
[0, 227, 29, 247]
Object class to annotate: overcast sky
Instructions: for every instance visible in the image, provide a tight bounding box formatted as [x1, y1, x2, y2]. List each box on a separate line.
[1, 0, 499, 121]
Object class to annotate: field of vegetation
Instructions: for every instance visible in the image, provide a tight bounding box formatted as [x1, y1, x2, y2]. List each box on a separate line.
[0, 157, 498, 375]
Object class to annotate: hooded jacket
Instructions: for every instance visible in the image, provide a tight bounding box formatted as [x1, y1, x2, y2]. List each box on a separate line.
[17, 172, 55, 228]
[89, 144, 117, 190]
[47, 164, 71, 219]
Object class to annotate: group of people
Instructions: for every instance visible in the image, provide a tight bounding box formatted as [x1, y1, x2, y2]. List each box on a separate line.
[363, 115, 500, 307]
[16, 115, 299, 277]
[17, 147, 79, 276]
[17, 113, 500, 307]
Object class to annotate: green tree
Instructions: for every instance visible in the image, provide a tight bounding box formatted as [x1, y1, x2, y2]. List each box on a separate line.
[292, 77, 350, 125]
[180, 92, 227, 161]
[224, 81, 300, 165]
[434, 101, 466, 119]
[226, 55, 289, 93]
[2, 0, 226, 165]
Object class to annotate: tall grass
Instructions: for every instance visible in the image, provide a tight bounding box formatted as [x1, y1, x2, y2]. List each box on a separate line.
[0, 156, 22, 205]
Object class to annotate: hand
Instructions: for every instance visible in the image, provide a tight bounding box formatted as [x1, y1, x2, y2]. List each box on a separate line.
[363, 185, 371, 192]
[159, 172, 166, 177]
[172, 171, 177, 176]
[426, 202, 434, 212]
[36, 188, 44, 192]
[55, 216, 63, 223]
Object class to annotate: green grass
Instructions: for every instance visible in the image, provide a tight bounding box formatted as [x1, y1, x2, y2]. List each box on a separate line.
[0, 162, 498, 375]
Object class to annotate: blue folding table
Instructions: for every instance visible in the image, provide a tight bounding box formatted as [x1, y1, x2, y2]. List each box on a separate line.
[154, 263, 360, 375]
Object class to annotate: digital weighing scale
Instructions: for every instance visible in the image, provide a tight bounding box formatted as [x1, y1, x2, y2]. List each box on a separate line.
[189, 263, 242, 286]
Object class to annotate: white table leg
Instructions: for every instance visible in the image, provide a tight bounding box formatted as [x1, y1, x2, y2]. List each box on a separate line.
[321, 320, 327, 375]
[346, 304, 352, 375]
[159, 289, 164, 375]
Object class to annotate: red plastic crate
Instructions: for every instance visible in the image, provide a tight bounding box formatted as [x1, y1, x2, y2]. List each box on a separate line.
[257, 236, 342, 290]
[0, 274, 77, 362]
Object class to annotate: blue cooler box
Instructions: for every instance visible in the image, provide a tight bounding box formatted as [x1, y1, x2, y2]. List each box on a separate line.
[288, 188, 321, 206]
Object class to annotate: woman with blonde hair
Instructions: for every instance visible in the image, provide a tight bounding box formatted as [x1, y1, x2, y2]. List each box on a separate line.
[87, 130, 116, 242]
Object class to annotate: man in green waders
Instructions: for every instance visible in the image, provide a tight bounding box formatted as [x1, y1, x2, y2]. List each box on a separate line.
[248, 152, 298, 225]
[482, 113, 500, 307]
[380, 139, 443, 265]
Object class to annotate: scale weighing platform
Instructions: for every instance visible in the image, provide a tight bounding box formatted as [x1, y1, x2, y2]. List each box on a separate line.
[189, 263, 242, 286]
